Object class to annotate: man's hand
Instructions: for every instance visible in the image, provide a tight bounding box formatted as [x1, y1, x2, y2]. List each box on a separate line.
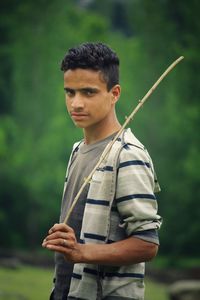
[42, 223, 158, 265]
[42, 223, 83, 263]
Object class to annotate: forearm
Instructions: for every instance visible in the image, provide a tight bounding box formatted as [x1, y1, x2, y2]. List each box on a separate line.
[78, 237, 158, 265]
[42, 223, 158, 265]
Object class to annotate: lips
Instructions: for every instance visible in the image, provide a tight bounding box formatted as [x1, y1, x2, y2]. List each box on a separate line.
[70, 112, 89, 120]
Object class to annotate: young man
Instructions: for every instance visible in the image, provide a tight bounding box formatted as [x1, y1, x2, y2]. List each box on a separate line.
[42, 42, 162, 300]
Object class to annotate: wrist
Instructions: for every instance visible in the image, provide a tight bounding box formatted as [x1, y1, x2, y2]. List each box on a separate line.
[78, 244, 91, 263]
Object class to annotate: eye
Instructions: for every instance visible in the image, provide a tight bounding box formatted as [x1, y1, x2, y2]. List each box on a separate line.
[64, 88, 75, 97]
[82, 88, 97, 97]
[84, 90, 93, 96]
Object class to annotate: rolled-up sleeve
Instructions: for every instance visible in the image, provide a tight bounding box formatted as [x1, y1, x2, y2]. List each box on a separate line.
[116, 144, 162, 237]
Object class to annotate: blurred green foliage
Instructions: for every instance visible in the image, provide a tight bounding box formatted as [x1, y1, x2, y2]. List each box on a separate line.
[0, 0, 199, 262]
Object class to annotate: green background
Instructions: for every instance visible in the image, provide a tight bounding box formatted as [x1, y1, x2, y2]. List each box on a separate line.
[0, 1, 199, 298]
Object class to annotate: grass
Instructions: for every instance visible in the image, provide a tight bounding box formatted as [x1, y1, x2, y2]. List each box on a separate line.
[0, 265, 53, 300]
[0, 265, 169, 300]
[145, 277, 169, 300]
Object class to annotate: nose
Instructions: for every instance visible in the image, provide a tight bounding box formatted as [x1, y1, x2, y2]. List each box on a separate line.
[70, 93, 84, 110]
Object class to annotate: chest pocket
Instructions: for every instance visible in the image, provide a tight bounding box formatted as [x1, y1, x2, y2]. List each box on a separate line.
[88, 166, 114, 201]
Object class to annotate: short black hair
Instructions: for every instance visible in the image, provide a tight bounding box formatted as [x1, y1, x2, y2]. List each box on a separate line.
[61, 42, 119, 91]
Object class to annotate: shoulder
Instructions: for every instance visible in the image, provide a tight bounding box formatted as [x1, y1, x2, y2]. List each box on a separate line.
[67, 140, 83, 164]
[123, 128, 145, 150]
[119, 128, 152, 163]
[72, 140, 83, 152]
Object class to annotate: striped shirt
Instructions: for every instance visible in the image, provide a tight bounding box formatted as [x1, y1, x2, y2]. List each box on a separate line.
[64, 128, 162, 300]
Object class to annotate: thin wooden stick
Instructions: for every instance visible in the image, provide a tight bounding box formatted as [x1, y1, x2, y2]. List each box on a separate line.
[63, 56, 184, 224]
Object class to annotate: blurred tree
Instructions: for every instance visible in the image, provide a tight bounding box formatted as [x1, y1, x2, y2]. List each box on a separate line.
[0, 0, 199, 260]
[0, 0, 112, 248]
[89, 0, 200, 257]
[126, 0, 200, 257]
[0, 0, 19, 114]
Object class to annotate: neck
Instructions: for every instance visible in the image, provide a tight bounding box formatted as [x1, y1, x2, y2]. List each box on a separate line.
[83, 114, 121, 145]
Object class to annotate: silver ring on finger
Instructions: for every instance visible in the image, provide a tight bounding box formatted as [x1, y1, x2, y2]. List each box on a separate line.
[63, 239, 67, 246]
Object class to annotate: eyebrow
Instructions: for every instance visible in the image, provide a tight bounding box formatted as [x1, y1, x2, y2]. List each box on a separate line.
[64, 87, 74, 93]
[64, 87, 99, 93]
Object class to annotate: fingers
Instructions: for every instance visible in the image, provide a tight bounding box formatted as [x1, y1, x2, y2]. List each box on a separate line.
[48, 223, 73, 234]
[45, 230, 75, 242]
[42, 223, 76, 250]
[42, 223, 83, 263]
[43, 223, 74, 243]
[42, 237, 74, 249]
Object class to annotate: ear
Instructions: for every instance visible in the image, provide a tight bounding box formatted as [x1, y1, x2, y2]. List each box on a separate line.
[111, 84, 121, 104]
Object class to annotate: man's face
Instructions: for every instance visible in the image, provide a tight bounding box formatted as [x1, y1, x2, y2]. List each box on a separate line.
[64, 68, 120, 130]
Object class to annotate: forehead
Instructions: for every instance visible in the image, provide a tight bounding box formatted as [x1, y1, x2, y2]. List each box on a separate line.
[64, 68, 106, 88]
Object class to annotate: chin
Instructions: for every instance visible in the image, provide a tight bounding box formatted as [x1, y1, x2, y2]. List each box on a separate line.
[74, 122, 87, 129]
